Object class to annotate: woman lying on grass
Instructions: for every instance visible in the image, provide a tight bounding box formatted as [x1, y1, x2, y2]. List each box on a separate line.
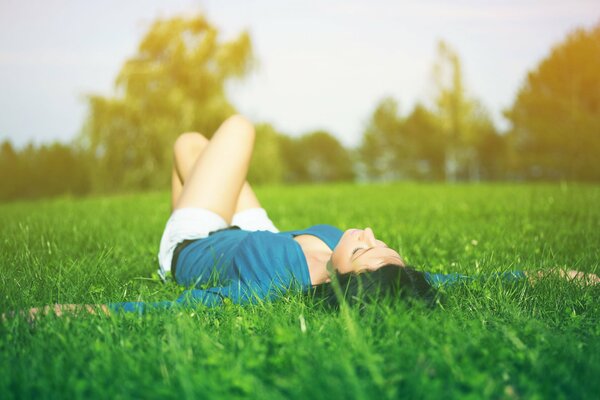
[20, 115, 600, 319]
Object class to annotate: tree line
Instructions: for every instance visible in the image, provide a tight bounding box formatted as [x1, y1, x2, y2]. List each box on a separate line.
[1, 16, 598, 202]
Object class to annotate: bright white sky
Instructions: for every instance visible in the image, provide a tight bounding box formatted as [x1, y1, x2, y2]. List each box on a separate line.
[1, 0, 598, 148]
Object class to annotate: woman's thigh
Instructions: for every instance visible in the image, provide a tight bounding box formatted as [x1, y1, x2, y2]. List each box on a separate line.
[175, 115, 255, 223]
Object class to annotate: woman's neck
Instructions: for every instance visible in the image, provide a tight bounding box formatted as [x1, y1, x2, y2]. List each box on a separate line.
[304, 249, 332, 285]
[292, 234, 333, 285]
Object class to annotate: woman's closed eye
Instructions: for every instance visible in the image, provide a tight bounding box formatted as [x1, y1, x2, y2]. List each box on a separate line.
[352, 247, 368, 261]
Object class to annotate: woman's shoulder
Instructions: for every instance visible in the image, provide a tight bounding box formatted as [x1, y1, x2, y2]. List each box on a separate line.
[287, 224, 344, 250]
[296, 224, 342, 234]
[277, 224, 340, 235]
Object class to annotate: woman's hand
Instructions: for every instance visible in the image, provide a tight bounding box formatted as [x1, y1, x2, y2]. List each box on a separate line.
[560, 269, 600, 284]
[3, 304, 110, 323]
[525, 269, 600, 285]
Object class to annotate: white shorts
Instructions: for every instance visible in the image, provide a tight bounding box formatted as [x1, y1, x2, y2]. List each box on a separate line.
[157, 207, 279, 280]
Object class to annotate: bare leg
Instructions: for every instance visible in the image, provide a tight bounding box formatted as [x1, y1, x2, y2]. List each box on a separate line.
[171, 166, 182, 211]
[172, 132, 262, 213]
[171, 132, 209, 210]
[173, 115, 258, 223]
[235, 182, 262, 213]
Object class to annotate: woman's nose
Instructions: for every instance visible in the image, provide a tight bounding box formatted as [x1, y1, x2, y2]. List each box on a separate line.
[363, 227, 376, 245]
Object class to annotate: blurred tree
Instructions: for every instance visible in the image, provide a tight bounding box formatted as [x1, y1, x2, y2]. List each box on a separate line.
[81, 15, 254, 192]
[0, 141, 90, 201]
[505, 24, 600, 180]
[0, 141, 23, 200]
[300, 131, 355, 182]
[431, 40, 505, 181]
[432, 41, 474, 180]
[278, 134, 308, 183]
[358, 95, 504, 181]
[359, 97, 405, 180]
[280, 130, 354, 183]
[468, 101, 507, 180]
[34, 143, 90, 197]
[402, 104, 446, 180]
[248, 123, 286, 184]
[358, 98, 447, 181]
[359, 41, 505, 183]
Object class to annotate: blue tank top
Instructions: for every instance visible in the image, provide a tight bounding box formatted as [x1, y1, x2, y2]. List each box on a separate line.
[175, 224, 343, 288]
[111, 224, 343, 313]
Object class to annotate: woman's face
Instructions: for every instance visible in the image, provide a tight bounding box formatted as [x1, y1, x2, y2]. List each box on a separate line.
[330, 227, 405, 275]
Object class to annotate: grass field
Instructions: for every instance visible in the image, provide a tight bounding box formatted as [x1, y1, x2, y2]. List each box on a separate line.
[1, 183, 599, 399]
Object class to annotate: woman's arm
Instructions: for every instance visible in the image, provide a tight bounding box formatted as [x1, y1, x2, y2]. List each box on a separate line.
[34, 304, 111, 317]
[523, 269, 600, 285]
[2, 304, 111, 323]
[425, 269, 599, 289]
[424, 271, 527, 288]
[4, 283, 260, 321]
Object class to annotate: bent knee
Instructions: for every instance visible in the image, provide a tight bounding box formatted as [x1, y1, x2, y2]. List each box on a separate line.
[174, 132, 208, 155]
[224, 114, 255, 138]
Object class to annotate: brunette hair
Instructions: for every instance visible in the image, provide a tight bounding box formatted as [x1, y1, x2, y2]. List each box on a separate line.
[310, 264, 436, 309]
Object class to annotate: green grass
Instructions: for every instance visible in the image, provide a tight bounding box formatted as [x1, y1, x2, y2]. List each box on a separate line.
[1, 183, 599, 399]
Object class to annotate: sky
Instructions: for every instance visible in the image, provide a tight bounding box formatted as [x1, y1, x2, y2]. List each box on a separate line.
[0, 0, 599, 148]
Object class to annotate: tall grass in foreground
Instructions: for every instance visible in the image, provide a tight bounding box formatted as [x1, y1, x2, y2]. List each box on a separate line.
[1, 183, 599, 399]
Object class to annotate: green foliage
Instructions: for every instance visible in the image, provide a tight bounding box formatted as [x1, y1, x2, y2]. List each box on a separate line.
[505, 23, 600, 181]
[430, 41, 505, 181]
[82, 15, 254, 192]
[402, 104, 446, 180]
[0, 141, 90, 201]
[359, 97, 405, 180]
[220, 123, 357, 185]
[359, 41, 507, 182]
[359, 99, 447, 181]
[248, 123, 286, 184]
[1, 184, 599, 398]
[298, 130, 355, 182]
[280, 130, 355, 183]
